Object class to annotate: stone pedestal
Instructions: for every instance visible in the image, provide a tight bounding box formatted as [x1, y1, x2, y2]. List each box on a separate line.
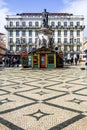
[36, 27, 54, 49]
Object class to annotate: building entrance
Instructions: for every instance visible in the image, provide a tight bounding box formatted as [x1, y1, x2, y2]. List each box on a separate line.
[40, 54, 46, 68]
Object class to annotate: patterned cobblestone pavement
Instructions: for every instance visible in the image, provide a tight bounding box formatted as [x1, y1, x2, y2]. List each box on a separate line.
[0, 63, 87, 130]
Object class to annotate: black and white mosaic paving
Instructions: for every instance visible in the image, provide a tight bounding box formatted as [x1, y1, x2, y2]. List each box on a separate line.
[0, 64, 87, 130]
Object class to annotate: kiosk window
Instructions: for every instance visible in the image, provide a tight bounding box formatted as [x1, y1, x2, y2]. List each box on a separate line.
[28, 56, 32, 67]
[34, 56, 38, 64]
[48, 54, 54, 64]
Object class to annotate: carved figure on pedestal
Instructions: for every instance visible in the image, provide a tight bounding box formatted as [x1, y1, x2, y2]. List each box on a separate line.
[41, 36, 47, 47]
[37, 37, 41, 48]
[48, 38, 54, 49]
[37, 34, 50, 48]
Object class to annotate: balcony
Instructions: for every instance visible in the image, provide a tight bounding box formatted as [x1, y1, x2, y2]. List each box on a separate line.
[53, 25, 85, 30]
[28, 42, 35, 46]
[4, 25, 40, 30]
[9, 42, 15, 45]
[57, 42, 62, 45]
[4, 25, 17, 29]
[74, 25, 85, 29]
[15, 42, 20, 45]
[13, 42, 27, 46]
[55, 26, 64, 29]
[4, 25, 85, 31]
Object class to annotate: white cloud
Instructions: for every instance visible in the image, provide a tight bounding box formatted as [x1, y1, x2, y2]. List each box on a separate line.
[0, 0, 10, 34]
[61, 0, 87, 36]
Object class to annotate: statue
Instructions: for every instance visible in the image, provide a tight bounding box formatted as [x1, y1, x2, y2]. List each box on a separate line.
[41, 36, 47, 47]
[42, 9, 48, 28]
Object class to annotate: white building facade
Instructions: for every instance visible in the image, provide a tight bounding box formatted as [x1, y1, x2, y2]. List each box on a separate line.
[5, 10, 85, 58]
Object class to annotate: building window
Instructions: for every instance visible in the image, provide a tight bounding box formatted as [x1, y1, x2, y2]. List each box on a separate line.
[10, 21, 13, 27]
[64, 22, 67, 27]
[77, 22, 80, 26]
[70, 46, 74, 51]
[29, 22, 32, 27]
[16, 46, 19, 51]
[16, 21, 19, 27]
[77, 30, 80, 36]
[29, 30, 32, 36]
[77, 46, 80, 51]
[51, 22, 55, 27]
[64, 46, 67, 51]
[70, 22, 73, 27]
[77, 38, 80, 43]
[58, 30, 61, 36]
[52, 31, 54, 36]
[9, 38, 13, 43]
[58, 22, 61, 26]
[29, 46, 32, 51]
[35, 31, 38, 37]
[35, 38, 37, 43]
[58, 38, 61, 43]
[52, 38, 54, 43]
[70, 38, 73, 43]
[35, 22, 39, 27]
[16, 38, 19, 43]
[70, 54, 74, 58]
[22, 30, 26, 36]
[10, 45, 13, 51]
[22, 22, 26, 26]
[29, 38, 32, 43]
[9, 30, 13, 37]
[22, 38, 26, 43]
[64, 38, 67, 43]
[64, 30, 67, 36]
[16, 30, 20, 36]
[64, 54, 68, 58]
[70, 30, 73, 36]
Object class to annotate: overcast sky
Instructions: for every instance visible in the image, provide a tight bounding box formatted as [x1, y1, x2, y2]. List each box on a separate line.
[0, 0, 87, 36]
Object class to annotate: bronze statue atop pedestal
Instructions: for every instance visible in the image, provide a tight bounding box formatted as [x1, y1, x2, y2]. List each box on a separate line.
[36, 9, 54, 49]
[42, 9, 48, 28]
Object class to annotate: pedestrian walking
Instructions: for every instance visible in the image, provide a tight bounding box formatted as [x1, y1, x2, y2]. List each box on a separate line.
[71, 57, 73, 65]
[75, 57, 78, 65]
[16, 57, 20, 67]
